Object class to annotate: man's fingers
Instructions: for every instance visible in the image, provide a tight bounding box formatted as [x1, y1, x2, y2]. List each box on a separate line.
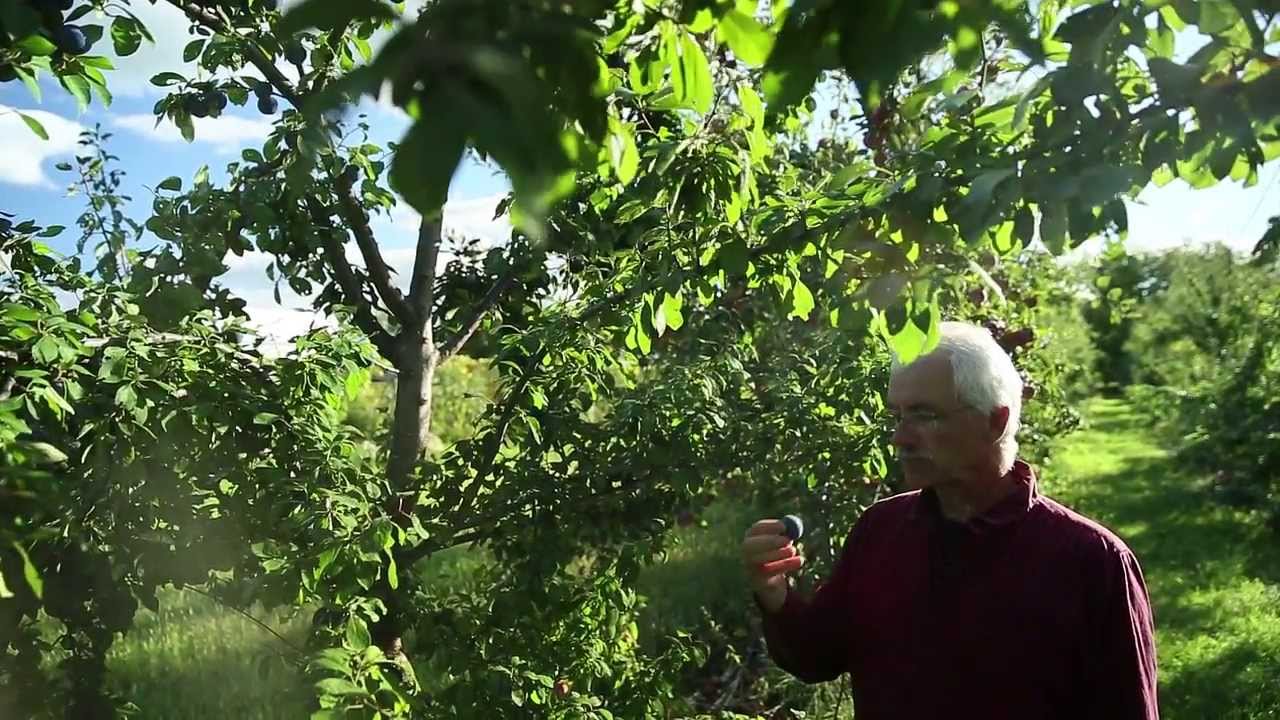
[746, 520, 786, 538]
[760, 555, 804, 576]
[743, 534, 792, 555]
[748, 544, 797, 566]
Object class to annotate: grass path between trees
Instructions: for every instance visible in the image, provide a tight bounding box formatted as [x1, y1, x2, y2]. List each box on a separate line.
[1044, 398, 1280, 718]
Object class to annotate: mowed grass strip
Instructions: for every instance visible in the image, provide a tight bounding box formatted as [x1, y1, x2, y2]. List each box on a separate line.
[1045, 398, 1280, 719]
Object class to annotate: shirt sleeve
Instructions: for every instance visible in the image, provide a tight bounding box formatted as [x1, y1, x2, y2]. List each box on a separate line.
[753, 512, 868, 684]
[1082, 547, 1160, 719]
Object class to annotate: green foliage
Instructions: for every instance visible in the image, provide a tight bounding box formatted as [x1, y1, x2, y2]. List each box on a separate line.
[1080, 241, 1173, 392]
[1122, 244, 1280, 526]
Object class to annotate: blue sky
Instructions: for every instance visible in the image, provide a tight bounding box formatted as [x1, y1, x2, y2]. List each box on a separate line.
[3, 0, 1276, 343]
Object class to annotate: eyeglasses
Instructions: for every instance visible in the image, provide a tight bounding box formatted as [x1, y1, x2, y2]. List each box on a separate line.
[880, 406, 970, 432]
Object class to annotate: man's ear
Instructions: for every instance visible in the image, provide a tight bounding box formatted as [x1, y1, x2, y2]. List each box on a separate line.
[988, 406, 1011, 444]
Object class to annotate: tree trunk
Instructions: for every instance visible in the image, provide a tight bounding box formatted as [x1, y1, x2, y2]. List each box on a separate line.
[388, 330, 438, 499]
[376, 327, 437, 660]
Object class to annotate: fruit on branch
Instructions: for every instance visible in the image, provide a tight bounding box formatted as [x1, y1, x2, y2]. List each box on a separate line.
[204, 89, 227, 114]
[0, 65, 16, 82]
[284, 42, 306, 65]
[257, 95, 278, 115]
[54, 24, 90, 55]
[184, 93, 209, 118]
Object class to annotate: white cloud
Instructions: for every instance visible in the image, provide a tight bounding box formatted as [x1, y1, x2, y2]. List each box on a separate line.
[0, 106, 85, 188]
[111, 112, 275, 152]
[389, 193, 512, 246]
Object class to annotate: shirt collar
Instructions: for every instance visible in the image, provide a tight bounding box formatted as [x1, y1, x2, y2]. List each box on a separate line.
[910, 459, 1039, 534]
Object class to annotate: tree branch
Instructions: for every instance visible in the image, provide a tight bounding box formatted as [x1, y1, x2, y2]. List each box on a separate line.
[437, 271, 517, 361]
[305, 197, 396, 359]
[409, 216, 442, 334]
[336, 167, 415, 326]
[168, 1, 302, 107]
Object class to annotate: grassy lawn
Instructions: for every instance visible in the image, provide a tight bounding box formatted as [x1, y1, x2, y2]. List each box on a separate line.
[1044, 398, 1280, 718]
[100, 397, 1280, 718]
[105, 587, 313, 719]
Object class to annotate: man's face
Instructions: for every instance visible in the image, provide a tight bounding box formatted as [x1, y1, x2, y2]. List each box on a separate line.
[885, 352, 1004, 489]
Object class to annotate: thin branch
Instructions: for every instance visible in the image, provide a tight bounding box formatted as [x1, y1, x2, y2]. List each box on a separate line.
[399, 465, 658, 566]
[183, 585, 305, 658]
[337, 167, 415, 325]
[305, 197, 396, 359]
[437, 271, 517, 361]
[409, 216, 442, 334]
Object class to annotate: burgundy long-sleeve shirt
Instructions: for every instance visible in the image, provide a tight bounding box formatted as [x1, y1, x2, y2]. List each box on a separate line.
[756, 459, 1158, 719]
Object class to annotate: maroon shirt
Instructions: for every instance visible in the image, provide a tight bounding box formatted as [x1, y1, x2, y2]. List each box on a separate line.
[756, 460, 1158, 719]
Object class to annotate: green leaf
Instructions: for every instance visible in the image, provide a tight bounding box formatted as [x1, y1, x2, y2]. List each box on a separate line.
[18, 441, 67, 465]
[279, 0, 395, 36]
[183, 39, 205, 63]
[176, 112, 195, 143]
[345, 617, 371, 650]
[1147, 58, 1203, 105]
[114, 384, 138, 410]
[32, 335, 59, 364]
[111, 16, 143, 57]
[12, 543, 41, 600]
[1197, 0, 1239, 35]
[673, 32, 713, 113]
[1039, 202, 1068, 254]
[61, 75, 91, 113]
[17, 113, 47, 141]
[16, 34, 57, 56]
[1075, 165, 1145, 208]
[789, 278, 814, 320]
[158, 176, 182, 192]
[717, 10, 773, 67]
[15, 66, 41, 103]
[78, 55, 114, 70]
[886, 308, 930, 365]
[386, 552, 399, 589]
[607, 118, 639, 185]
[149, 71, 186, 87]
[390, 106, 466, 216]
[315, 678, 364, 697]
[661, 292, 684, 331]
[2, 303, 41, 322]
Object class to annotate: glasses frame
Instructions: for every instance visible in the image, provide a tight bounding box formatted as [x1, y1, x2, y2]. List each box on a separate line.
[882, 404, 975, 433]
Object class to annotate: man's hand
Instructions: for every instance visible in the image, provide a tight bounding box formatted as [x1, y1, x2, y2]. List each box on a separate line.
[742, 519, 805, 613]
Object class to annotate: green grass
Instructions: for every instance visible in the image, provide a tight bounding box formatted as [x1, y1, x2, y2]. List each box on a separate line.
[106, 587, 313, 719]
[1044, 398, 1280, 719]
[100, 398, 1280, 718]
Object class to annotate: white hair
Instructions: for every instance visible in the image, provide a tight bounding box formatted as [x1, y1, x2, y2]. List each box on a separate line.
[889, 320, 1023, 474]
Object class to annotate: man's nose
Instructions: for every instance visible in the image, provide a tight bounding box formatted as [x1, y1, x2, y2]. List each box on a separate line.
[891, 423, 917, 450]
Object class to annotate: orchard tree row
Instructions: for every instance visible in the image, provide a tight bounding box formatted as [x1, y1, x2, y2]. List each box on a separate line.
[3, 0, 1278, 717]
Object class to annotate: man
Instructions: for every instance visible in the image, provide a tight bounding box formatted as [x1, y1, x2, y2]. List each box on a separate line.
[741, 320, 1158, 719]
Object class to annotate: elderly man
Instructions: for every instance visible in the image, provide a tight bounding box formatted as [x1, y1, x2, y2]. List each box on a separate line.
[741, 320, 1158, 719]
